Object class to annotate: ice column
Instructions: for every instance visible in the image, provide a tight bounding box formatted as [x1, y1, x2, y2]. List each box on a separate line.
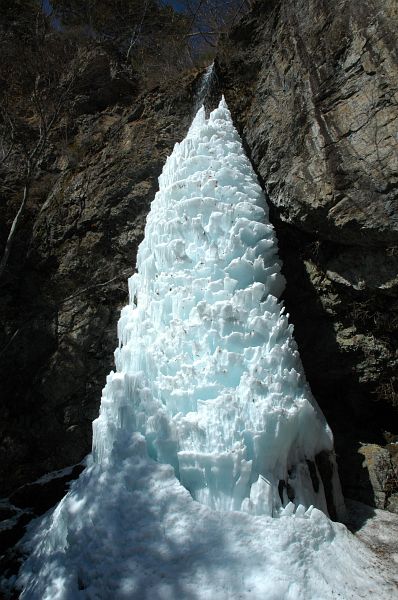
[92, 98, 344, 518]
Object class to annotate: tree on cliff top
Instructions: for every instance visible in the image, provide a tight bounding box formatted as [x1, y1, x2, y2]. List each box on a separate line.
[0, 0, 251, 279]
[173, 0, 252, 53]
[50, 0, 192, 73]
[0, 0, 190, 280]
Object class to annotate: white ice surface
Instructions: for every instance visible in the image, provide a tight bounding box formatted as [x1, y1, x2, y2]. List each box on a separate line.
[15, 443, 397, 599]
[345, 498, 398, 585]
[13, 100, 398, 599]
[93, 98, 342, 517]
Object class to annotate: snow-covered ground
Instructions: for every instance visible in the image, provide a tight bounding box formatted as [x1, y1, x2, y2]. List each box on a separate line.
[8, 100, 398, 599]
[346, 499, 398, 587]
[14, 450, 398, 599]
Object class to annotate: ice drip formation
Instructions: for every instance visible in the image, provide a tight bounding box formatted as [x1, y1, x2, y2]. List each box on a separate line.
[93, 98, 342, 517]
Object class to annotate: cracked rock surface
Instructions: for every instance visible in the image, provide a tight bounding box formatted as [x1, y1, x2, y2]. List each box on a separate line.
[218, 0, 398, 510]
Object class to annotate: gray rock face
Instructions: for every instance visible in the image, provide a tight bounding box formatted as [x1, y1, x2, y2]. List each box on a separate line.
[0, 72, 196, 497]
[357, 444, 398, 510]
[220, 0, 398, 242]
[218, 0, 398, 510]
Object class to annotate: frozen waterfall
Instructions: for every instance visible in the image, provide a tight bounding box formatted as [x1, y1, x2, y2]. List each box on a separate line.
[93, 98, 340, 517]
[12, 99, 396, 600]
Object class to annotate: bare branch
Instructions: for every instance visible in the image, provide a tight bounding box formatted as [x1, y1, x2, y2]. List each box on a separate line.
[0, 328, 21, 358]
[126, 0, 150, 60]
[0, 182, 30, 279]
[185, 31, 218, 37]
[59, 270, 133, 306]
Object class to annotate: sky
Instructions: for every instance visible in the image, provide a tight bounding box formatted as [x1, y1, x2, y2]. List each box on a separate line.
[42, 0, 187, 13]
[165, 1, 186, 9]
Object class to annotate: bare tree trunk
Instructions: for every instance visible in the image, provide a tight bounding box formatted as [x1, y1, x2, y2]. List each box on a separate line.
[126, 0, 150, 60]
[0, 66, 75, 282]
[0, 179, 30, 280]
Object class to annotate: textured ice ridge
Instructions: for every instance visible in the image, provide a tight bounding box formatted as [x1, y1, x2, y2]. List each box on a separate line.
[92, 98, 342, 517]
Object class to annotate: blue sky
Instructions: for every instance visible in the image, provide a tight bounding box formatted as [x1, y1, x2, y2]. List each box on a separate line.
[162, 1, 186, 11]
[43, 0, 187, 12]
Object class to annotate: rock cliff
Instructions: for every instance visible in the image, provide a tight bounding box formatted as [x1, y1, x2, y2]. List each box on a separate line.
[0, 71, 195, 500]
[218, 0, 398, 510]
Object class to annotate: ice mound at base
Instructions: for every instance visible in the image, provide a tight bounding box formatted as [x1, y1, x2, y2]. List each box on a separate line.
[12, 100, 397, 599]
[16, 439, 397, 600]
[93, 98, 341, 517]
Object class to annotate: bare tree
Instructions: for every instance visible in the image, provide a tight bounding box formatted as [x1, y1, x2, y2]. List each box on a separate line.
[0, 10, 80, 279]
[174, 0, 252, 50]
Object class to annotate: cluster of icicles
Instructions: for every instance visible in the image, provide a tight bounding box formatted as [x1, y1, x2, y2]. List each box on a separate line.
[92, 98, 344, 518]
